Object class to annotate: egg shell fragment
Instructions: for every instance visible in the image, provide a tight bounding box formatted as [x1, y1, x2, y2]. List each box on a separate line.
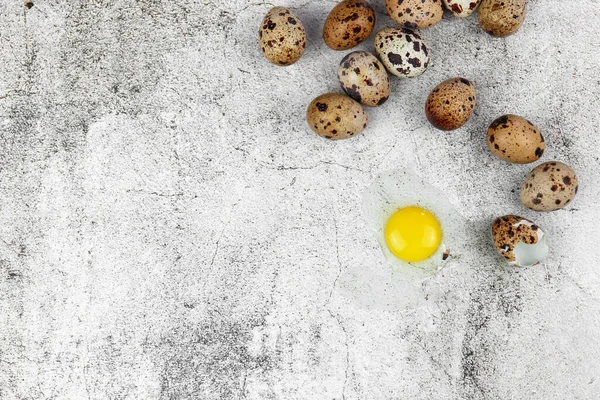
[386, 0, 443, 29]
[491, 215, 548, 268]
[487, 115, 545, 164]
[306, 93, 368, 140]
[425, 78, 476, 131]
[323, 0, 376, 51]
[521, 161, 579, 212]
[374, 27, 430, 79]
[338, 51, 390, 107]
[259, 7, 306, 66]
[443, 0, 482, 18]
[478, 0, 526, 37]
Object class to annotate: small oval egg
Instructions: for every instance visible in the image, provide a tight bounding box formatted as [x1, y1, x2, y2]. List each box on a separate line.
[362, 169, 468, 277]
[487, 115, 545, 164]
[306, 93, 368, 140]
[338, 51, 390, 107]
[443, 0, 482, 17]
[386, 0, 443, 29]
[492, 215, 549, 267]
[478, 0, 526, 37]
[520, 161, 579, 212]
[425, 78, 476, 131]
[323, 0, 376, 51]
[374, 27, 430, 79]
[259, 7, 306, 66]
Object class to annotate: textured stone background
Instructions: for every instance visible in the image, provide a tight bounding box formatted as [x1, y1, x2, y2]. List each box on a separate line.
[1, 0, 599, 399]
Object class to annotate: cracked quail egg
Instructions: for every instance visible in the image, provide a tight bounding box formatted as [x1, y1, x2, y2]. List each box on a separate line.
[492, 215, 549, 267]
[362, 169, 467, 276]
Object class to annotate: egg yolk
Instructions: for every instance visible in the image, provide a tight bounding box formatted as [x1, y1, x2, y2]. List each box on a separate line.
[384, 206, 442, 262]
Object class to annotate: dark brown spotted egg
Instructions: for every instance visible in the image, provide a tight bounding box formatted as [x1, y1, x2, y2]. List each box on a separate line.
[374, 27, 430, 79]
[521, 162, 579, 212]
[487, 115, 545, 164]
[323, 0, 376, 51]
[306, 93, 368, 140]
[478, 0, 526, 37]
[443, 0, 482, 18]
[386, 0, 443, 29]
[338, 51, 390, 107]
[491, 215, 548, 267]
[425, 78, 476, 131]
[259, 7, 306, 66]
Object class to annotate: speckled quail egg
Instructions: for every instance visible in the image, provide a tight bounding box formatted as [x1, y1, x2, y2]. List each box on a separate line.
[478, 0, 526, 37]
[443, 0, 482, 18]
[521, 161, 579, 212]
[338, 51, 390, 107]
[323, 0, 376, 50]
[492, 215, 548, 268]
[425, 78, 476, 131]
[374, 27, 430, 79]
[259, 7, 306, 66]
[362, 169, 468, 276]
[386, 0, 443, 29]
[307, 93, 368, 139]
[487, 115, 545, 164]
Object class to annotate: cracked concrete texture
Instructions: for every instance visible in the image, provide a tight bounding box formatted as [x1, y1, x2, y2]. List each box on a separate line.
[1, 0, 599, 398]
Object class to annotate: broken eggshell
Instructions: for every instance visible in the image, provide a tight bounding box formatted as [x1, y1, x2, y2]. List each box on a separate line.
[491, 215, 549, 268]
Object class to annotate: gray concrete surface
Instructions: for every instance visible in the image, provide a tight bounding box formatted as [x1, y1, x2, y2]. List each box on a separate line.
[1, 0, 600, 399]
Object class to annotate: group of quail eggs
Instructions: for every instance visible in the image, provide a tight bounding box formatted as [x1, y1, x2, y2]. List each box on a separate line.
[258, 0, 579, 269]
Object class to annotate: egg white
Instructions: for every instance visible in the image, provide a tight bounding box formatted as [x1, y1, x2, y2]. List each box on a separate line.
[362, 169, 468, 276]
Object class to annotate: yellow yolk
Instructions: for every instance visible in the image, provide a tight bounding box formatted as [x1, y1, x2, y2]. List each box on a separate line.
[384, 206, 442, 262]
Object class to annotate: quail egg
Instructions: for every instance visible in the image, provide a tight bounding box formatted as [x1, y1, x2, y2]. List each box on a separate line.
[306, 93, 368, 139]
[492, 215, 548, 267]
[338, 51, 390, 107]
[487, 115, 545, 164]
[374, 27, 430, 79]
[478, 0, 526, 37]
[386, 0, 443, 29]
[443, 0, 482, 18]
[259, 7, 306, 66]
[521, 161, 579, 212]
[323, 0, 376, 50]
[425, 77, 476, 131]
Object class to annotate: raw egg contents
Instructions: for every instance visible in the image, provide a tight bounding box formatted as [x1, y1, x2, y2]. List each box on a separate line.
[363, 169, 467, 276]
[384, 207, 442, 262]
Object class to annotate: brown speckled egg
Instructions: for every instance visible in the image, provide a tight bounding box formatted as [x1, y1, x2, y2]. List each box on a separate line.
[338, 51, 390, 107]
[443, 0, 482, 17]
[386, 0, 443, 29]
[374, 27, 430, 79]
[307, 93, 368, 140]
[478, 0, 526, 37]
[491, 215, 548, 267]
[259, 7, 306, 66]
[425, 78, 476, 131]
[323, 0, 376, 51]
[487, 115, 544, 164]
[521, 162, 579, 212]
